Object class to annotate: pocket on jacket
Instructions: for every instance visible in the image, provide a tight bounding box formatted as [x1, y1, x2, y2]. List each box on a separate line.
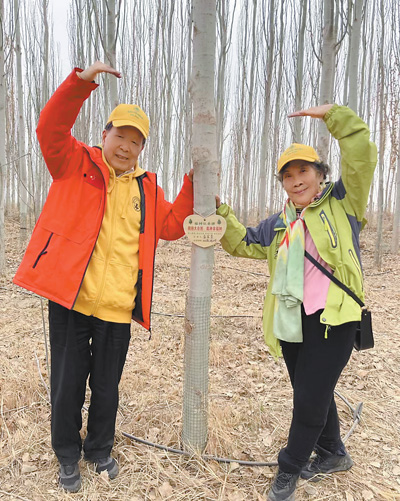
[105, 261, 136, 310]
[319, 210, 338, 248]
[32, 232, 54, 268]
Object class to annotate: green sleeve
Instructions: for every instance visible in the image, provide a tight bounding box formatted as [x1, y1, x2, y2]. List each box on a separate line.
[217, 204, 269, 259]
[324, 104, 377, 222]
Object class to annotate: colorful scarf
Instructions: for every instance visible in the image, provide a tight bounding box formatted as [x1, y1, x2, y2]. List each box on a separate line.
[271, 200, 306, 343]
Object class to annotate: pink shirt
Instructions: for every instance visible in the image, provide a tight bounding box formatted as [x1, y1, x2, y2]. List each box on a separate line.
[303, 228, 331, 315]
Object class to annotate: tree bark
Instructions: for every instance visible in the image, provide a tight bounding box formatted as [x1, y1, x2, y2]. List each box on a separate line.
[0, 0, 6, 272]
[14, 0, 29, 242]
[182, 0, 218, 453]
[317, 0, 336, 162]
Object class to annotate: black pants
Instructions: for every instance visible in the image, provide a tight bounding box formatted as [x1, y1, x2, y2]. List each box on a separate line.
[278, 308, 356, 474]
[49, 301, 131, 465]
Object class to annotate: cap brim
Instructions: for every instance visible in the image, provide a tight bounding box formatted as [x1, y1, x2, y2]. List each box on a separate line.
[279, 155, 320, 172]
[112, 119, 148, 139]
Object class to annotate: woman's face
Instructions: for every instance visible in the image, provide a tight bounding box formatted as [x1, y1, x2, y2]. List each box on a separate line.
[281, 160, 324, 208]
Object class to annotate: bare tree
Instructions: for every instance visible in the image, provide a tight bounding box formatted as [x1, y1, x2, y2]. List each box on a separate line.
[293, 0, 307, 142]
[0, 0, 6, 272]
[347, 0, 363, 112]
[182, 0, 218, 453]
[374, 0, 385, 268]
[317, 0, 337, 161]
[13, 0, 29, 242]
[258, 0, 275, 219]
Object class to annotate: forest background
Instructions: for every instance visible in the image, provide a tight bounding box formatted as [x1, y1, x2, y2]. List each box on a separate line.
[0, 0, 400, 267]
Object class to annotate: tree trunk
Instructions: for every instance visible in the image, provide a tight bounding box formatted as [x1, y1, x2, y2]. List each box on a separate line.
[317, 0, 336, 162]
[293, 0, 307, 142]
[268, 3, 284, 216]
[241, 0, 257, 225]
[347, 0, 363, 112]
[182, 0, 218, 453]
[392, 113, 400, 253]
[0, 0, 6, 272]
[374, 0, 385, 268]
[105, 0, 118, 108]
[14, 0, 29, 242]
[258, 0, 274, 220]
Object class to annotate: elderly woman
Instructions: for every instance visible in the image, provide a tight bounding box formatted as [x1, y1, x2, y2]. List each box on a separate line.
[216, 104, 377, 501]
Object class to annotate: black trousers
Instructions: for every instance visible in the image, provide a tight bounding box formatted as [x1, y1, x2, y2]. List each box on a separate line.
[49, 301, 131, 465]
[278, 307, 356, 474]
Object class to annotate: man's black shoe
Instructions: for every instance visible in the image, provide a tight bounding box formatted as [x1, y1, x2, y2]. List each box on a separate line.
[95, 456, 119, 479]
[267, 469, 299, 501]
[301, 447, 353, 482]
[59, 462, 81, 492]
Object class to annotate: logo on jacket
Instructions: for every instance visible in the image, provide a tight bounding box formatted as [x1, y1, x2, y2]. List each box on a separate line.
[132, 196, 140, 212]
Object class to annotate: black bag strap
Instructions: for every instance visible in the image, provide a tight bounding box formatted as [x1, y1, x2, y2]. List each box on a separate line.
[304, 250, 365, 308]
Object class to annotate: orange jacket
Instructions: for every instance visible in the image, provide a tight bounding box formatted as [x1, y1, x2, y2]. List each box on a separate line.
[13, 69, 193, 331]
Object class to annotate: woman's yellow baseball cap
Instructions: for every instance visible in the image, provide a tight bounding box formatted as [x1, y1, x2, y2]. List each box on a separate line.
[277, 143, 320, 172]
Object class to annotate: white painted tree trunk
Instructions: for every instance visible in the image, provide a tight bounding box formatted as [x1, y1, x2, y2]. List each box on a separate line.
[182, 0, 218, 453]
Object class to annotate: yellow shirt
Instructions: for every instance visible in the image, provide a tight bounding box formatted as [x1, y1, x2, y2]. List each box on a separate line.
[74, 153, 144, 323]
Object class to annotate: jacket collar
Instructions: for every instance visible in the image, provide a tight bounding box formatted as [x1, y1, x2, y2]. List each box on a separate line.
[274, 181, 334, 231]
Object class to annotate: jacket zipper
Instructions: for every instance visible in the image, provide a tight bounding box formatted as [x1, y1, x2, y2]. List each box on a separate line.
[32, 233, 54, 268]
[137, 175, 146, 234]
[319, 211, 337, 248]
[91, 177, 119, 316]
[148, 176, 158, 339]
[348, 248, 363, 290]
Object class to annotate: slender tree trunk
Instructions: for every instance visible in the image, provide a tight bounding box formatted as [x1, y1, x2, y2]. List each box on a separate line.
[161, 0, 175, 200]
[392, 113, 400, 253]
[293, 0, 307, 142]
[0, 0, 5, 272]
[14, 0, 29, 242]
[105, 0, 118, 108]
[268, 3, 284, 216]
[182, 0, 218, 453]
[374, 0, 385, 268]
[258, 0, 274, 219]
[347, 0, 363, 112]
[241, 0, 257, 225]
[317, 0, 336, 162]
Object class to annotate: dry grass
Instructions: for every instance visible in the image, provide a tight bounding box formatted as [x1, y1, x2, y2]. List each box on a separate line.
[1, 213, 399, 500]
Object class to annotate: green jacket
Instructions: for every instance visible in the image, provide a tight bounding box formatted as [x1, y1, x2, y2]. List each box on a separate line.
[217, 105, 377, 358]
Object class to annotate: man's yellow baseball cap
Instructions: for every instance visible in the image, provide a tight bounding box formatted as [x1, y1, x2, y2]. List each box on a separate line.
[106, 104, 150, 139]
[277, 143, 320, 173]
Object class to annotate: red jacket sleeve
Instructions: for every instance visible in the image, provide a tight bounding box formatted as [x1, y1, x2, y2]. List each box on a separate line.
[158, 174, 194, 241]
[36, 69, 98, 180]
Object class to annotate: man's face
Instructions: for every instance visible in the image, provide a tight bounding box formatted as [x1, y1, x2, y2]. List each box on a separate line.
[102, 125, 145, 175]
